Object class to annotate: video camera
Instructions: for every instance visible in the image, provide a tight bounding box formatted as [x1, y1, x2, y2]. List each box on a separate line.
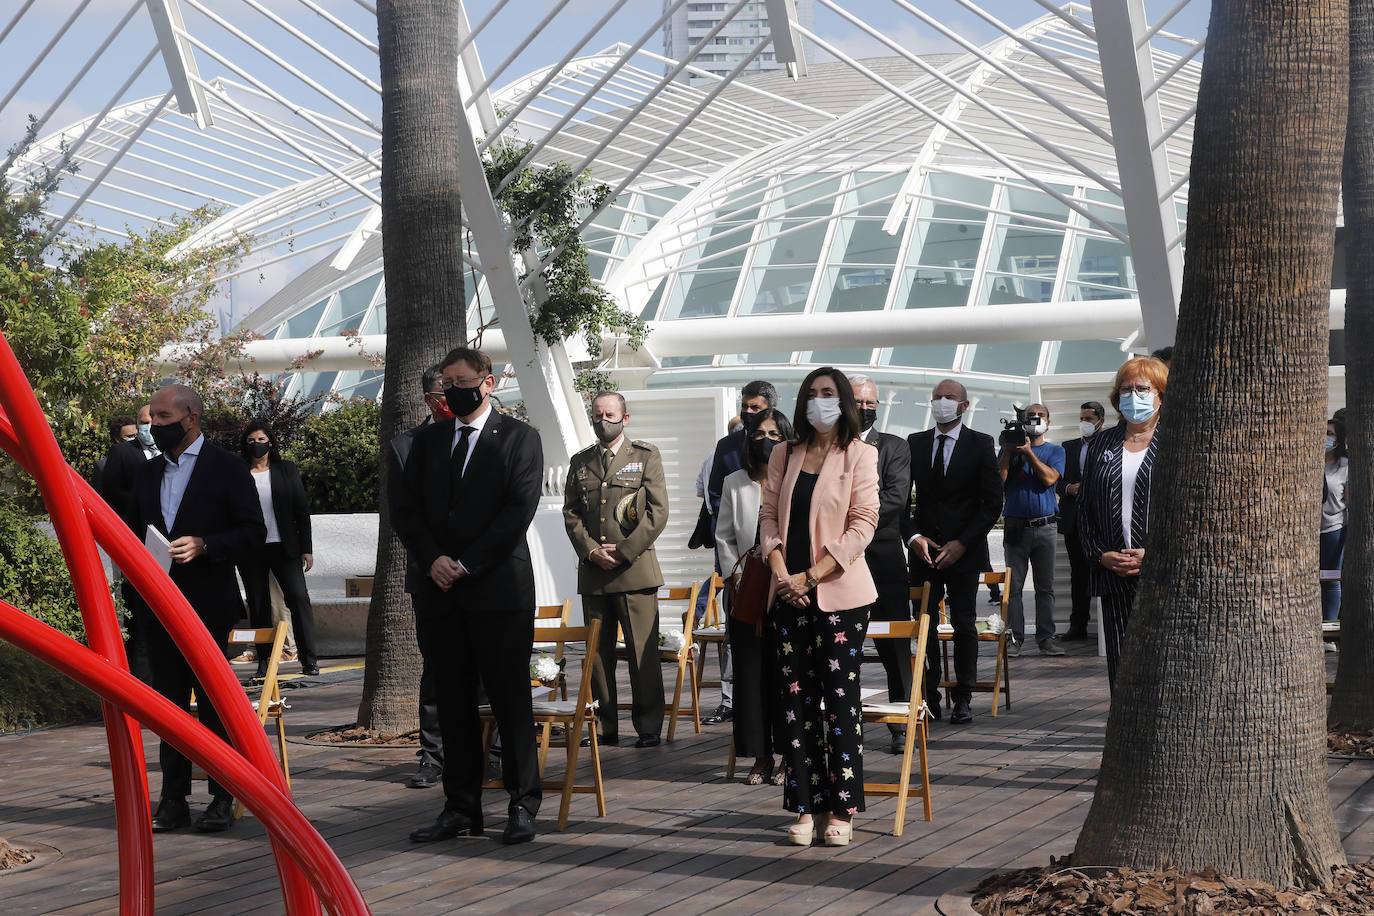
[998, 402, 1030, 450]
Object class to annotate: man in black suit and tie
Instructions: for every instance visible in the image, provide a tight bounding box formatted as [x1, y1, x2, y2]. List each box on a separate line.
[387, 364, 451, 789]
[129, 385, 265, 833]
[852, 375, 918, 746]
[1055, 400, 1105, 642]
[395, 346, 545, 846]
[901, 379, 1003, 725]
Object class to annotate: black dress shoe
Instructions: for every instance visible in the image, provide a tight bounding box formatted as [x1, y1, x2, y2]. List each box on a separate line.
[887, 730, 907, 755]
[151, 796, 190, 832]
[950, 700, 973, 725]
[1061, 628, 1089, 642]
[502, 807, 536, 845]
[634, 734, 661, 748]
[301, 665, 320, 676]
[410, 809, 483, 842]
[408, 759, 441, 788]
[580, 734, 617, 748]
[704, 704, 733, 725]
[924, 696, 942, 720]
[195, 796, 235, 833]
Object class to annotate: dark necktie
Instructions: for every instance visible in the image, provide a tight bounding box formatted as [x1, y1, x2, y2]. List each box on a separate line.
[601, 448, 613, 475]
[453, 425, 476, 479]
[933, 434, 950, 483]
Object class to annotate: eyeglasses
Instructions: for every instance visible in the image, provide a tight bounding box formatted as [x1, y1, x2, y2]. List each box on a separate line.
[1118, 385, 1156, 396]
[750, 430, 785, 441]
[439, 376, 487, 390]
[855, 400, 879, 409]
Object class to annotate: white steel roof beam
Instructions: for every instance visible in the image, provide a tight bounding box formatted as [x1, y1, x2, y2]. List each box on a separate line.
[602, 66, 804, 144]
[508, 127, 715, 185]
[144, 0, 214, 129]
[1027, 0, 1098, 39]
[50, 187, 177, 226]
[465, 0, 578, 104]
[1139, 0, 1194, 46]
[216, 79, 380, 145]
[0, 0, 95, 117]
[81, 120, 284, 192]
[951, 0, 1105, 96]
[235, 0, 382, 94]
[141, 123, 320, 183]
[0, 0, 38, 47]
[632, 47, 837, 119]
[295, 0, 378, 54]
[1089, 0, 1185, 348]
[46, 90, 174, 244]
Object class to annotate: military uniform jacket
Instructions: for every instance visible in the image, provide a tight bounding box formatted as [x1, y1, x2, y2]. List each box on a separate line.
[563, 438, 670, 595]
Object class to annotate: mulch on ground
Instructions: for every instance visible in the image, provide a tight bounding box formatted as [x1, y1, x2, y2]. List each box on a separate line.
[304, 724, 420, 746]
[971, 861, 1374, 915]
[0, 839, 36, 869]
[1329, 727, 1374, 759]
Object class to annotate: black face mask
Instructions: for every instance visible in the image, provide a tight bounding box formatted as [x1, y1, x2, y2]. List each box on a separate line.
[444, 383, 485, 418]
[592, 419, 623, 444]
[150, 418, 188, 454]
[747, 436, 778, 467]
[858, 407, 877, 432]
[245, 441, 271, 460]
[740, 410, 764, 434]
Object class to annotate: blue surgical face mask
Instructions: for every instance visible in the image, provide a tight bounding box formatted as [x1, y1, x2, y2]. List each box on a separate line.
[136, 423, 154, 447]
[1119, 391, 1157, 424]
[1326, 436, 1337, 452]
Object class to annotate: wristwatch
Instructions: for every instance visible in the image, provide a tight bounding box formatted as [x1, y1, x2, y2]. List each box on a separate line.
[804, 574, 818, 591]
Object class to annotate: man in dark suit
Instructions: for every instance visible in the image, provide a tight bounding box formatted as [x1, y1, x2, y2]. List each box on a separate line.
[101, 404, 159, 520]
[1056, 400, 1105, 641]
[394, 346, 545, 846]
[129, 385, 265, 833]
[386, 364, 449, 789]
[901, 379, 1003, 725]
[852, 375, 918, 746]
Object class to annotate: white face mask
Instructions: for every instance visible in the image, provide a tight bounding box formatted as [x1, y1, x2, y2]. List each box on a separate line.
[931, 396, 962, 424]
[1026, 420, 1048, 437]
[1079, 420, 1098, 439]
[806, 397, 842, 432]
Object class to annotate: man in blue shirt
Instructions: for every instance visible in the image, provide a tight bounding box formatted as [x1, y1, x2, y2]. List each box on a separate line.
[999, 404, 1066, 657]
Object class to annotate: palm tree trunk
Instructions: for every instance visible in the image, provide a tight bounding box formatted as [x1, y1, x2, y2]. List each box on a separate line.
[1074, 0, 1349, 887]
[357, 0, 464, 731]
[1331, 0, 1374, 730]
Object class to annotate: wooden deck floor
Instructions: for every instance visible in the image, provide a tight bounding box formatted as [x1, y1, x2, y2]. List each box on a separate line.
[1, 644, 1370, 914]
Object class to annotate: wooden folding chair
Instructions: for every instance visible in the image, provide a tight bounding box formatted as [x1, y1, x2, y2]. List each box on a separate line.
[191, 622, 291, 819]
[928, 570, 1012, 716]
[660, 583, 702, 741]
[692, 574, 728, 692]
[862, 608, 934, 836]
[534, 600, 573, 701]
[481, 619, 605, 831]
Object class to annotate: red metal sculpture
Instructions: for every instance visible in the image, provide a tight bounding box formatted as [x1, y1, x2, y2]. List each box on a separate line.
[0, 332, 368, 914]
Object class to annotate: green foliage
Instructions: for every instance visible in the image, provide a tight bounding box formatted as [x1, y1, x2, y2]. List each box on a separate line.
[574, 367, 618, 401]
[0, 503, 101, 731]
[482, 143, 648, 357]
[285, 399, 381, 513]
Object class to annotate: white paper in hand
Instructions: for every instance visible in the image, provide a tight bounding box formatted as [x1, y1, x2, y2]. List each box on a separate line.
[145, 525, 173, 572]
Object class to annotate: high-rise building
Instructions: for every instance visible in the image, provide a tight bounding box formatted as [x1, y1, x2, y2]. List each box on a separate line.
[663, 0, 815, 84]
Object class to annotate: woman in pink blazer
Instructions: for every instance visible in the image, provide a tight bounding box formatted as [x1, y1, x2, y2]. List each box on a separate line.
[759, 367, 879, 847]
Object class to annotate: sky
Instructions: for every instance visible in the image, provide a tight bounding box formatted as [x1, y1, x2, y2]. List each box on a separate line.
[0, 0, 1212, 326]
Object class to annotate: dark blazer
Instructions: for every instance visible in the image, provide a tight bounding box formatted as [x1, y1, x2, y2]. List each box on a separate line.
[861, 428, 911, 586]
[387, 419, 429, 595]
[900, 425, 1003, 574]
[257, 460, 313, 558]
[101, 438, 155, 522]
[128, 438, 266, 628]
[393, 410, 544, 613]
[706, 428, 746, 518]
[1056, 436, 1091, 535]
[1076, 424, 1160, 597]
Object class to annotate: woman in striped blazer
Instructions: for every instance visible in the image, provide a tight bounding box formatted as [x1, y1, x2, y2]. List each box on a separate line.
[1077, 356, 1169, 690]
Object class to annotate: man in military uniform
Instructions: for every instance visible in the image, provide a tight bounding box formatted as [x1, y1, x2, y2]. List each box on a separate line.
[563, 391, 671, 748]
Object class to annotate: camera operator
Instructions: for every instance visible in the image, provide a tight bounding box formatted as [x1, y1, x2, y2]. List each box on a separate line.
[998, 404, 1066, 657]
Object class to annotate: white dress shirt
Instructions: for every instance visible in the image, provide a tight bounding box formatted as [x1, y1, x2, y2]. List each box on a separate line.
[932, 420, 963, 470]
[160, 433, 204, 532]
[450, 401, 493, 475]
[252, 468, 281, 544]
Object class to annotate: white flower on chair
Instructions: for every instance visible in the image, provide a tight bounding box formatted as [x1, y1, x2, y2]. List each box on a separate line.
[530, 655, 563, 686]
[985, 612, 1006, 635]
[659, 631, 686, 652]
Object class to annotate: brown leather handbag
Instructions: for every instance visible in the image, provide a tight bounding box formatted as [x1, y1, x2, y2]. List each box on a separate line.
[729, 546, 771, 631]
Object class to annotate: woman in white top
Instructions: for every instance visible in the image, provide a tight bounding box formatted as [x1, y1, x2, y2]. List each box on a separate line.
[1320, 417, 1348, 623]
[237, 422, 320, 677]
[717, 408, 793, 786]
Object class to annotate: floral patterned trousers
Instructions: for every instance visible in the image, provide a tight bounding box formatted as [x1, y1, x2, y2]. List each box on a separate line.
[773, 600, 871, 816]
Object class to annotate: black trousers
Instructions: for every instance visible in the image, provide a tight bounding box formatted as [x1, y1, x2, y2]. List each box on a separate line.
[1100, 588, 1136, 693]
[412, 594, 444, 767]
[911, 562, 979, 705]
[1063, 529, 1092, 634]
[415, 607, 540, 818]
[774, 601, 871, 816]
[727, 615, 776, 759]
[238, 543, 318, 669]
[147, 616, 234, 800]
[871, 579, 912, 732]
[120, 579, 153, 683]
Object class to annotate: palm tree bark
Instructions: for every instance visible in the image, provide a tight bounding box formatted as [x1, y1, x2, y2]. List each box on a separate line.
[357, 0, 464, 731]
[1074, 0, 1348, 887]
[1331, 0, 1374, 729]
